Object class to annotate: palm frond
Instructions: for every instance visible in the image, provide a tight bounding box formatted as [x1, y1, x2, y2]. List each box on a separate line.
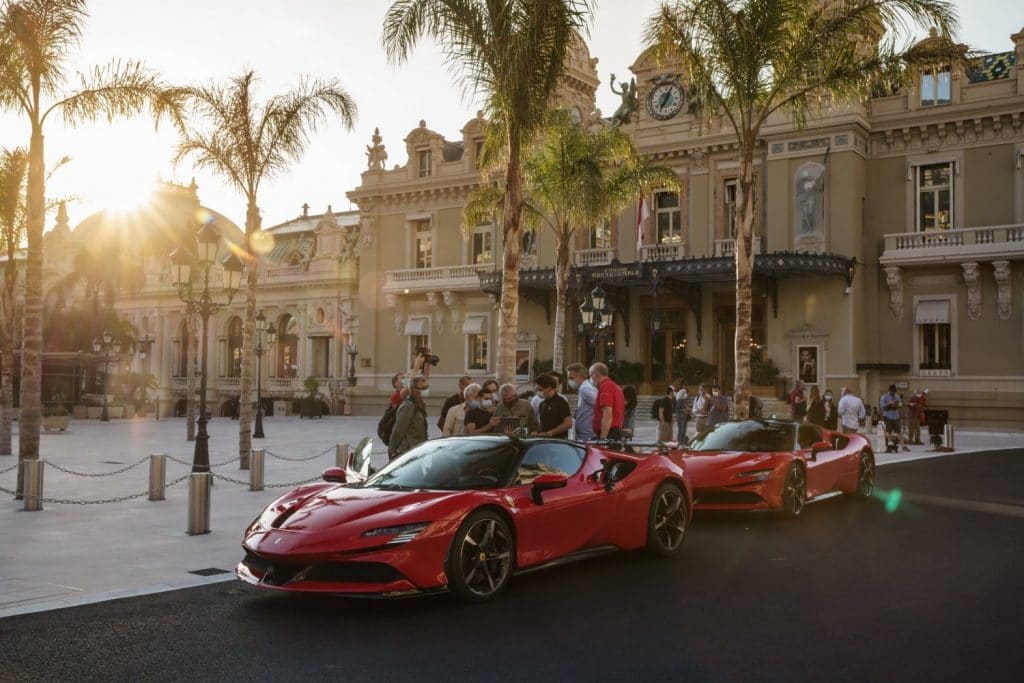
[45, 59, 182, 128]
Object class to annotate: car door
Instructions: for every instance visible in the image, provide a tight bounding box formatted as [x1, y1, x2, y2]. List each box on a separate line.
[509, 442, 612, 567]
[798, 424, 847, 496]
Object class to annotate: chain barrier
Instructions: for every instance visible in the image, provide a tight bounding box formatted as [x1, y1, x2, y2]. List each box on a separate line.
[0, 484, 16, 496]
[166, 454, 241, 468]
[264, 445, 334, 462]
[208, 470, 321, 489]
[0, 462, 19, 475]
[43, 455, 151, 478]
[3, 473, 191, 505]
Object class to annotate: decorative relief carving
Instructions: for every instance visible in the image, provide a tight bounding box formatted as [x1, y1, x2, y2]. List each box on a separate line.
[384, 293, 403, 334]
[359, 212, 375, 247]
[689, 147, 707, 173]
[884, 266, 904, 320]
[426, 291, 444, 332]
[442, 291, 461, 330]
[992, 260, 1011, 320]
[961, 261, 981, 320]
[794, 162, 826, 253]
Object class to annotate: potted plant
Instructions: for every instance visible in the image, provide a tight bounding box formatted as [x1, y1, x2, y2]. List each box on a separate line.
[107, 396, 124, 419]
[43, 404, 70, 432]
[300, 376, 323, 419]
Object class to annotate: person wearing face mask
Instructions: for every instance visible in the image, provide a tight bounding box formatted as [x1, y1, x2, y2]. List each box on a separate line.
[389, 375, 430, 460]
[535, 374, 572, 438]
[443, 383, 480, 437]
[465, 386, 497, 434]
[821, 389, 838, 430]
[491, 384, 540, 434]
[481, 380, 499, 410]
[673, 379, 690, 443]
[705, 384, 730, 428]
[566, 362, 597, 442]
[691, 384, 709, 435]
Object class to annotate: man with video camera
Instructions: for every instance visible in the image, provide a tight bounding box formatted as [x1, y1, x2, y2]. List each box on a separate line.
[879, 384, 909, 452]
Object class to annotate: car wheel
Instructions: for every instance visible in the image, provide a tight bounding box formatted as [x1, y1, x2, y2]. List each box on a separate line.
[781, 464, 806, 518]
[646, 482, 688, 556]
[446, 510, 514, 603]
[854, 450, 875, 500]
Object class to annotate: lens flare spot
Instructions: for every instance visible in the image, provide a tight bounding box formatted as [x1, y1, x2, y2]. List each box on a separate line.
[251, 231, 275, 255]
[884, 488, 903, 513]
[194, 207, 213, 225]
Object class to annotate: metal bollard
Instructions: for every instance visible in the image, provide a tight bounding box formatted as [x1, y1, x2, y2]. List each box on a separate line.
[240, 448, 250, 471]
[945, 424, 955, 450]
[187, 472, 212, 535]
[249, 448, 264, 492]
[22, 459, 43, 511]
[149, 454, 166, 501]
[336, 442, 350, 468]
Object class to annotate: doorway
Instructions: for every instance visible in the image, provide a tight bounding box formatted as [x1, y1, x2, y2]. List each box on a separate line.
[714, 300, 767, 391]
[645, 307, 688, 388]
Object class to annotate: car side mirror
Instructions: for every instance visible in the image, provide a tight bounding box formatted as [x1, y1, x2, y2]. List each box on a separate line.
[322, 467, 347, 483]
[810, 440, 831, 459]
[531, 473, 568, 504]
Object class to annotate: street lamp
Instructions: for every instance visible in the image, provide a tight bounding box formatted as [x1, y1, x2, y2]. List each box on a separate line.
[346, 342, 358, 387]
[253, 310, 276, 439]
[169, 224, 245, 473]
[578, 284, 615, 352]
[92, 330, 120, 422]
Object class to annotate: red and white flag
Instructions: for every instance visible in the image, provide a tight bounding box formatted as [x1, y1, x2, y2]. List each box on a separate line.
[636, 195, 650, 258]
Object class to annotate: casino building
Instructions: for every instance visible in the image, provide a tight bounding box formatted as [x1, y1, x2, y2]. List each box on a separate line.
[32, 28, 1024, 428]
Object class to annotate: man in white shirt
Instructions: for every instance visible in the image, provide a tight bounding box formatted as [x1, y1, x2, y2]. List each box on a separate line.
[837, 386, 866, 434]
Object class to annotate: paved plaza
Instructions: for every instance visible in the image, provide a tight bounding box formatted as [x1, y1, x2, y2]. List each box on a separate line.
[0, 414, 1019, 619]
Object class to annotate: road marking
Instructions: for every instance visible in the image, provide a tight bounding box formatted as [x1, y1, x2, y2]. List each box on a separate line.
[900, 493, 1024, 519]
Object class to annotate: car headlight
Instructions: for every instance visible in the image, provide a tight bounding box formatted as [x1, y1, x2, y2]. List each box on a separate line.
[734, 468, 774, 482]
[362, 522, 430, 545]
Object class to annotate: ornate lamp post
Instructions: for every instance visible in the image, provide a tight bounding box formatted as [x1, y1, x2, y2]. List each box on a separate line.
[253, 310, 276, 439]
[578, 284, 614, 344]
[169, 224, 245, 473]
[92, 330, 120, 422]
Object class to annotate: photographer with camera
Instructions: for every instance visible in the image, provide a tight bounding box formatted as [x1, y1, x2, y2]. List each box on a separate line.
[879, 384, 909, 452]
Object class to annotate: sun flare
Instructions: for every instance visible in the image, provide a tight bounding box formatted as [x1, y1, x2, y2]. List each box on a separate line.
[84, 167, 159, 214]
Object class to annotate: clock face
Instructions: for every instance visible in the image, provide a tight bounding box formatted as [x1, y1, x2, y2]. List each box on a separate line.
[647, 82, 684, 121]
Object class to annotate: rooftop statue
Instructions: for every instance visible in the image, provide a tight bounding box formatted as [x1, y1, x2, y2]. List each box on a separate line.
[366, 127, 388, 171]
[609, 74, 637, 127]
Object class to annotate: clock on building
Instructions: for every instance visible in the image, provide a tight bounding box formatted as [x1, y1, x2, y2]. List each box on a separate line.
[647, 80, 684, 121]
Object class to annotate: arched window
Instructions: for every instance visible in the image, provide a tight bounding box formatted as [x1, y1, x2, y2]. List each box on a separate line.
[276, 314, 298, 378]
[227, 317, 243, 378]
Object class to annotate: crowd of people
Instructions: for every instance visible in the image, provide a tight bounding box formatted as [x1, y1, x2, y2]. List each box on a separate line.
[384, 349, 928, 461]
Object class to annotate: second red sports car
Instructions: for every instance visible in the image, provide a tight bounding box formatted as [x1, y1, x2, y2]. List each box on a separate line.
[237, 435, 692, 602]
[680, 419, 875, 516]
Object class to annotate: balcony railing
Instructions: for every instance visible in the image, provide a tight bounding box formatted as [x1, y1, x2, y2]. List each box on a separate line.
[640, 243, 686, 262]
[714, 239, 762, 258]
[383, 262, 495, 292]
[266, 377, 301, 394]
[880, 224, 1024, 265]
[574, 248, 615, 266]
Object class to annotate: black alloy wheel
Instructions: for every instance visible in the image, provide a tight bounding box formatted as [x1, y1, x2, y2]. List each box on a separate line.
[646, 482, 688, 556]
[446, 510, 514, 602]
[781, 464, 807, 518]
[855, 450, 875, 500]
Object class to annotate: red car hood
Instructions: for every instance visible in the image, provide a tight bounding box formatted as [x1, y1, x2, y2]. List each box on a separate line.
[679, 451, 789, 485]
[244, 485, 474, 558]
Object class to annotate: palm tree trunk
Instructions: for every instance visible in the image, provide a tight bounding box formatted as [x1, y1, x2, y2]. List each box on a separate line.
[0, 353, 12, 456]
[552, 229, 570, 374]
[237, 199, 259, 460]
[497, 144, 523, 383]
[17, 124, 45, 495]
[733, 149, 755, 420]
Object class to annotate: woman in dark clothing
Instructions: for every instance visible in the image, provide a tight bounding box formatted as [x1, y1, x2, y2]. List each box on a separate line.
[806, 385, 825, 426]
[821, 389, 838, 430]
[622, 385, 638, 439]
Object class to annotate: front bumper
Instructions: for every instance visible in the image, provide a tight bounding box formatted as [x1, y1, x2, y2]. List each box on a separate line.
[691, 470, 786, 511]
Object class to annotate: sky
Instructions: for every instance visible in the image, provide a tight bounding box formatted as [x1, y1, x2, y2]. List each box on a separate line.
[0, 0, 1017, 232]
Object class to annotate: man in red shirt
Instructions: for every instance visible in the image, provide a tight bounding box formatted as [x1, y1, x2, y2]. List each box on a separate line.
[589, 362, 624, 440]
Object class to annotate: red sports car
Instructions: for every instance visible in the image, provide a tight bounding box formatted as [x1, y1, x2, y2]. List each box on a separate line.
[237, 436, 692, 602]
[680, 419, 875, 516]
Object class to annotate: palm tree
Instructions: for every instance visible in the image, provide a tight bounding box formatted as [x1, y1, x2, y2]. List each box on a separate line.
[645, 0, 963, 418]
[0, 0, 181, 468]
[0, 146, 28, 457]
[466, 115, 678, 373]
[173, 70, 356, 460]
[383, 0, 593, 382]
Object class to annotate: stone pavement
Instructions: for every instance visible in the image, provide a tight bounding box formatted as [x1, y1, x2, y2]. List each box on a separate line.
[0, 415, 1019, 619]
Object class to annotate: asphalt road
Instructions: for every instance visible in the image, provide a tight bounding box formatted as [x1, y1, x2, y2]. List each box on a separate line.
[2, 449, 1022, 682]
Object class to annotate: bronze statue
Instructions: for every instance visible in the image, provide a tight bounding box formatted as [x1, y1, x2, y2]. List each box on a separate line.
[610, 74, 638, 127]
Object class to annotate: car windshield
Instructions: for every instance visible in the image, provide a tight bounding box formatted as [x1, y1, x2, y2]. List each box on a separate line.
[363, 438, 519, 491]
[688, 421, 795, 452]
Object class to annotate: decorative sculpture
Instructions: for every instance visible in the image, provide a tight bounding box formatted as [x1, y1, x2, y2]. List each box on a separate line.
[609, 74, 638, 127]
[962, 262, 981, 320]
[993, 260, 1011, 320]
[366, 127, 388, 171]
[884, 266, 904, 320]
